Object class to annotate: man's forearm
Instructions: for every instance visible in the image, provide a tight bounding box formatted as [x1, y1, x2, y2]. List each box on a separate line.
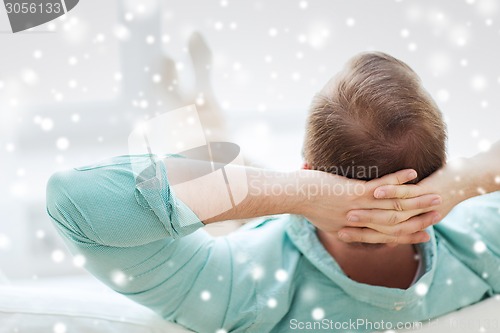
[167, 160, 308, 224]
[205, 168, 307, 223]
[460, 140, 500, 199]
[478, 140, 500, 192]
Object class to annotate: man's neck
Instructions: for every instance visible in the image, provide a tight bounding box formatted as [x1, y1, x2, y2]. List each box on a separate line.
[316, 229, 420, 289]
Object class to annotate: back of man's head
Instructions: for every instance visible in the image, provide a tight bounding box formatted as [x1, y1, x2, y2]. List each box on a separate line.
[303, 51, 447, 183]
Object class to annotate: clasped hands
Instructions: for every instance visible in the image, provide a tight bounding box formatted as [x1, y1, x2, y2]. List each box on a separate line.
[299, 168, 454, 245]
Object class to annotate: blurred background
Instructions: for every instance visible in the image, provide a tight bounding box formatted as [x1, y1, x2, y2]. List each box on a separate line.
[0, 0, 499, 281]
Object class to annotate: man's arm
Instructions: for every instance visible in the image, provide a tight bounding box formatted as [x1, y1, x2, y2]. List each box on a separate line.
[47, 155, 440, 246]
[164, 156, 441, 242]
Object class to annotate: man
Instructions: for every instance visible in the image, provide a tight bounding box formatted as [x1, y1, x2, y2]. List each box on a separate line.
[46, 51, 500, 333]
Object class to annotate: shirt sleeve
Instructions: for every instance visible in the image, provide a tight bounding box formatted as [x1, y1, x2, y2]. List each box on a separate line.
[434, 191, 500, 293]
[45, 155, 233, 332]
[46, 155, 205, 246]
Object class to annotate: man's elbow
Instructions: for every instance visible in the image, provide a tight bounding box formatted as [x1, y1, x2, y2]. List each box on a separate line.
[46, 170, 89, 242]
[46, 170, 72, 219]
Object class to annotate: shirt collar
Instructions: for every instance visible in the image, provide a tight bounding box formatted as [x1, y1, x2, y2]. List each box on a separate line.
[284, 214, 438, 310]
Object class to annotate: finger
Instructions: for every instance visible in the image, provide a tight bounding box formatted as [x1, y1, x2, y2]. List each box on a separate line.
[367, 169, 418, 190]
[374, 184, 427, 199]
[347, 209, 413, 227]
[357, 194, 442, 212]
[188, 31, 213, 93]
[347, 194, 441, 227]
[338, 228, 431, 245]
[350, 211, 440, 236]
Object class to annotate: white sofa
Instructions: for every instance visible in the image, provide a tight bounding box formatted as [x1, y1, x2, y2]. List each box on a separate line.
[1, 275, 499, 333]
[0, 276, 194, 333]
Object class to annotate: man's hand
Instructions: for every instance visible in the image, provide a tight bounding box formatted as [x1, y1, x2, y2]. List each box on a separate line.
[299, 169, 442, 244]
[338, 140, 500, 244]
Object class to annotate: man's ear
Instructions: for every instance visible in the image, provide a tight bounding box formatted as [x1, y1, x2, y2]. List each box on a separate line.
[302, 162, 310, 170]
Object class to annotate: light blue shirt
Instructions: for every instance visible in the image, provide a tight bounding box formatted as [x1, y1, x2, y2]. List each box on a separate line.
[46, 155, 500, 333]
